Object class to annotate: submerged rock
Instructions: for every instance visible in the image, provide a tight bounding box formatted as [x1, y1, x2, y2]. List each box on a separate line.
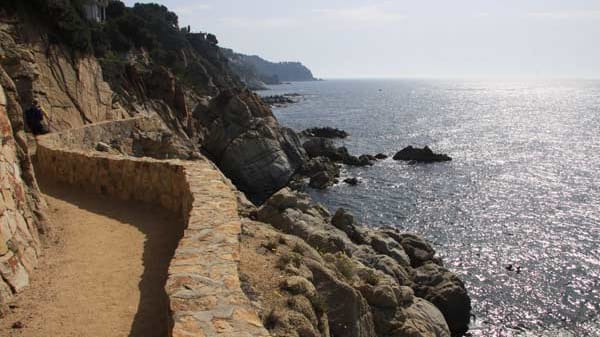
[302, 127, 348, 139]
[344, 177, 359, 185]
[300, 157, 340, 178]
[261, 94, 298, 106]
[392, 146, 451, 163]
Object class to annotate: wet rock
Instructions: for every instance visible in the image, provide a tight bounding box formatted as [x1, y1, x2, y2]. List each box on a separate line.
[343, 177, 359, 185]
[309, 171, 335, 189]
[374, 153, 388, 160]
[302, 138, 372, 167]
[302, 127, 348, 139]
[303, 137, 343, 160]
[261, 94, 297, 106]
[393, 146, 451, 163]
[300, 157, 340, 178]
[360, 154, 376, 161]
[344, 154, 374, 167]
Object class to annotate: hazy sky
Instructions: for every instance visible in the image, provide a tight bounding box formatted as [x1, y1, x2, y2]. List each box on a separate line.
[123, 0, 600, 79]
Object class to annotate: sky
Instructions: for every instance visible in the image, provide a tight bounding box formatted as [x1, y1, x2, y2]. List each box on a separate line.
[123, 0, 600, 79]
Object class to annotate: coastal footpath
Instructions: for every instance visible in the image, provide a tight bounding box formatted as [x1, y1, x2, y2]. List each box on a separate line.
[0, 3, 470, 337]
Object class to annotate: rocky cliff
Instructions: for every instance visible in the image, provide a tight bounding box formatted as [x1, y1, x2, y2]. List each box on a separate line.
[0, 65, 47, 308]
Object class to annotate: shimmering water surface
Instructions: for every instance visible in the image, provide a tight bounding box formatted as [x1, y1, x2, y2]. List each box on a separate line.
[260, 79, 600, 336]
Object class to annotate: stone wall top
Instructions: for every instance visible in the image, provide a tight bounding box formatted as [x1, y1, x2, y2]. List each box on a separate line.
[38, 115, 196, 159]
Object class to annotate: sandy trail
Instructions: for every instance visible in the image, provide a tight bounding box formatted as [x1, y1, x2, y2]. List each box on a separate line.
[0, 180, 182, 337]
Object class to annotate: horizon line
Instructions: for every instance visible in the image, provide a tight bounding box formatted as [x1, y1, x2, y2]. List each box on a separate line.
[310, 76, 600, 81]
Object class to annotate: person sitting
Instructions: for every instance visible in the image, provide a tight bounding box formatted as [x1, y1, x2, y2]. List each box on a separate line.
[25, 99, 49, 135]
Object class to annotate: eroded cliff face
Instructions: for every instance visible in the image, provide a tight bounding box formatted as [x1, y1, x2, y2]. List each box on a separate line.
[0, 22, 129, 131]
[0, 68, 47, 309]
[195, 89, 306, 203]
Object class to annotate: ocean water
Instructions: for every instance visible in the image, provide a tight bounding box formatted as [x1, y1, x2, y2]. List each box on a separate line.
[260, 79, 600, 336]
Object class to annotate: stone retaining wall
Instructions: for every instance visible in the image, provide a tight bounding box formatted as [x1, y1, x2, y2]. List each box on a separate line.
[35, 119, 270, 337]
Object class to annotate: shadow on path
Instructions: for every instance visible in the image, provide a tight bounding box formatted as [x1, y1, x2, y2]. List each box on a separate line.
[39, 178, 184, 337]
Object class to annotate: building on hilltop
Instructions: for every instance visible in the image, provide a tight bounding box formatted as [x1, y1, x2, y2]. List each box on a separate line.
[81, 0, 110, 23]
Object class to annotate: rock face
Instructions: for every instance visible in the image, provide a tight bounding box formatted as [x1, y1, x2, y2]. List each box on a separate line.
[256, 189, 471, 337]
[0, 70, 47, 308]
[47, 116, 198, 160]
[196, 89, 306, 203]
[393, 146, 451, 163]
[0, 23, 129, 132]
[302, 127, 348, 139]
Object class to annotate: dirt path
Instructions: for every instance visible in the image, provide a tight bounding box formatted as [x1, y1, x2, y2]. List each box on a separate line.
[0, 180, 183, 337]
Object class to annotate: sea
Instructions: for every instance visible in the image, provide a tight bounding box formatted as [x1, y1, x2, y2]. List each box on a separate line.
[259, 79, 600, 337]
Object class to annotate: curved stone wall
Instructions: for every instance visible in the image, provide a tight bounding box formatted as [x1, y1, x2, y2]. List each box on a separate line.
[35, 118, 270, 337]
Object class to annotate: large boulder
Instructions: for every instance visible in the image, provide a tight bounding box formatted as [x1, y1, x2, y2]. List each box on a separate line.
[196, 89, 307, 203]
[412, 263, 471, 337]
[392, 146, 451, 163]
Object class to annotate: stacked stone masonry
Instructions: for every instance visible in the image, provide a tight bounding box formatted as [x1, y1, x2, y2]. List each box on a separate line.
[35, 118, 271, 337]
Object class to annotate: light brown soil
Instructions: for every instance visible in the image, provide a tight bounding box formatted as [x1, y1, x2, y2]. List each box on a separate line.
[0, 180, 183, 337]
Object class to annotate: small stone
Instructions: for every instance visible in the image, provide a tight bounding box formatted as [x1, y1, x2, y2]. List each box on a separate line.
[12, 321, 24, 329]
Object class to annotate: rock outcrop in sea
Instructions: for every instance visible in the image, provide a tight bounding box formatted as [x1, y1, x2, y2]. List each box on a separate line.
[393, 146, 452, 163]
[301, 127, 349, 139]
